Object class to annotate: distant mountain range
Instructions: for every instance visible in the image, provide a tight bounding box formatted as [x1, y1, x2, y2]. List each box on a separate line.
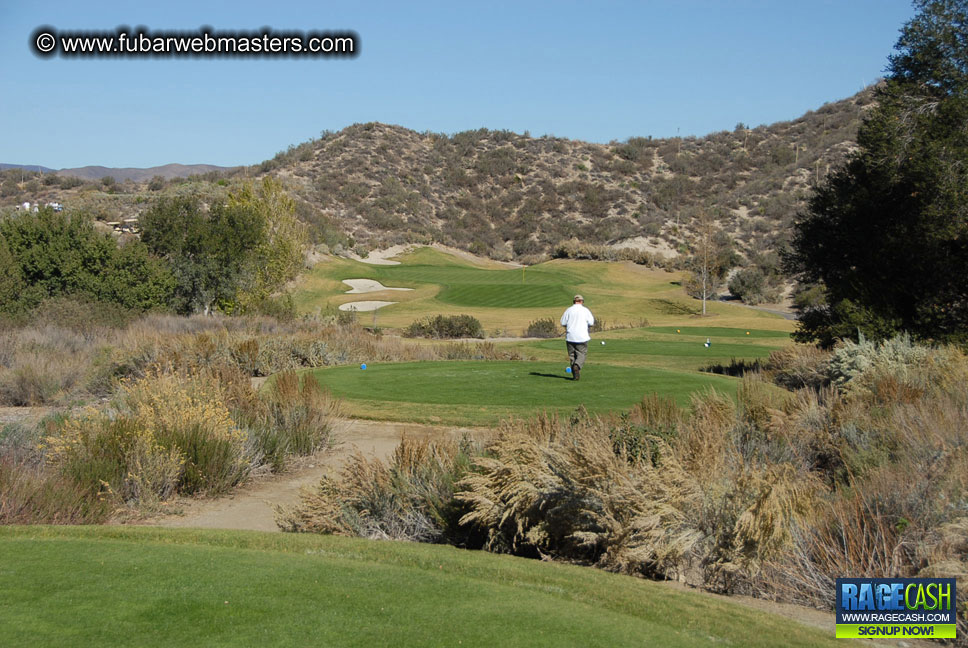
[0, 162, 234, 182]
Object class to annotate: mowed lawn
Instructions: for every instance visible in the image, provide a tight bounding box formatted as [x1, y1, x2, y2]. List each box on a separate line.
[291, 246, 797, 334]
[288, 247, 795, 425]
[0, 526, 839, 648]
[309, 361, 741, 425]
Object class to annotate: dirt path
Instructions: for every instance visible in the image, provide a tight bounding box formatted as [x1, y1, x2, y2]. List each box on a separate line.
[139, 419, 482, 532]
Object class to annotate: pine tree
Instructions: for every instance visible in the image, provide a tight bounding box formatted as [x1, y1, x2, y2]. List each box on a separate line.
[787, 0, 968, 346]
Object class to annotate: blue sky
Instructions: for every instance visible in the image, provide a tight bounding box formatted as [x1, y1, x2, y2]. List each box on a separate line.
[1, 0, 916, 169]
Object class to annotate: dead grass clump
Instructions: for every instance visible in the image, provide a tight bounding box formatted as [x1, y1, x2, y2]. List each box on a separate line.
[0, 347, 93, 406]
[630, 392, 683, 430]
[277, 436, 474, 543]
[0, 456, 113, 524]
[764, 344, 830, 390]
[457, 415, 704, 578]
[704, 464, 823, 592]
[253, 371, 341, 471]
[675, 389, 736, 480]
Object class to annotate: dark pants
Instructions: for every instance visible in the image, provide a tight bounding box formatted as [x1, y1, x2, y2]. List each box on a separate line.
[566, 341, 588, 369]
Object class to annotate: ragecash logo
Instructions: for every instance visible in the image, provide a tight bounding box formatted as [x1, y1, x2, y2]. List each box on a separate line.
[836, 577, 957, 639]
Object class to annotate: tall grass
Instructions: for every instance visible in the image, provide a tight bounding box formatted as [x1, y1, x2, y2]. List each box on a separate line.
[457, 413, 705, 577]
[0, 313, 528, 409]
[252, 371, 341, 471]
[0, 457, 113, 524]
[278, 435, 477, 543]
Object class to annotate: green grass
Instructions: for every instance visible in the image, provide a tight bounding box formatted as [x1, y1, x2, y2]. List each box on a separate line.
[0, 526, 838, 648]
[287, 247, 797, 425]
[309, 361, 740, 425]
[645, 326, 792, 339]
[292, 246, 797, 334]
[529, 339, 777, 360]
[438, 283, 575, 308]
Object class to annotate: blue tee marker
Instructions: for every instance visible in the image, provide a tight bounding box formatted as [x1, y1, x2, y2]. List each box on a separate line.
[361, 363, 367, 370]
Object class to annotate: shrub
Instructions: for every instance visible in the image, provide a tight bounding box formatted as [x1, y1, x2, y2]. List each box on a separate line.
[253, 371, 341, 471]
[277, 435, 477, 543]
[524, 318, 559, 338]
[457, 413, 704, 577]
[823, 333, 968, 408]
[728, 267, 768, 304]
[44, 371, 251, 505]
[122, 372, 250, 495]
[0, 457, 112, 524]
[404, 314, 484, 339]
[44, 414, 184, 507]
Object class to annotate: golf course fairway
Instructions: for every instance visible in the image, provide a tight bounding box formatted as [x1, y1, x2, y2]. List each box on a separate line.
[0, 526, 839, 648]
[308, 361, 740, 425]
[293, 247, 798, 334]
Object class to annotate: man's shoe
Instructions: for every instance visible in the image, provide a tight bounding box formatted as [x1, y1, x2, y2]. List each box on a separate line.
[573, 365, 580, 381]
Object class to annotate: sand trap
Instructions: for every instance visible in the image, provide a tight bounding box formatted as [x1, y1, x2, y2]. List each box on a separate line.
[345, 244, 410, 265]
[345, 243, 523, 268]
[342, 279, 414, 294]
[339, 301, 397, 312]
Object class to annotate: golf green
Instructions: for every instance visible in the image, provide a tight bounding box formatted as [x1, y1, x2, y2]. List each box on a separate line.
[309, 361, 738, 424]
[437, 283, 575, 308]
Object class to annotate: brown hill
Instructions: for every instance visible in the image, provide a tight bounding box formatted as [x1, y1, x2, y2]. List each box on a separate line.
[1, 87, 874, 273]
[248, 88, 874, 267]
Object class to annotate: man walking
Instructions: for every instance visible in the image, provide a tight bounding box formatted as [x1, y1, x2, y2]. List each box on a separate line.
[560, 294, 594, 381]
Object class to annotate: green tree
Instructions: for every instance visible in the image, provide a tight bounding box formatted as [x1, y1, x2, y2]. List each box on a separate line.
[0, 235, 26, 314]
[227, 177, 308, 312]
[787, 0, 968, 346]
[141, 195, 267, 315]
[0, 209, 174, 313]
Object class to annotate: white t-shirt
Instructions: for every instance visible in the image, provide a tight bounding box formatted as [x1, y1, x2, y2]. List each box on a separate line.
[560, 303, 595, 343]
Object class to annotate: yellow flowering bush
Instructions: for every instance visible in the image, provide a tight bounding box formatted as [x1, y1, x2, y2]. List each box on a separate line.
[121, 371, 250, 495]
[44, 410, 183, 506]
[44, 370, 251, 508]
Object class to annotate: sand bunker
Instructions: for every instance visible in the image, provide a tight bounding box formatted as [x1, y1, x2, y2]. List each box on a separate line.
[342, 279, 414, 294]
[338, 301, 397, 312]
[345, 244, 410, 265]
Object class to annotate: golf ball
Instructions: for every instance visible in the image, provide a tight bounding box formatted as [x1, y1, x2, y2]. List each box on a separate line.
[601, 341, 605, 345]
[360, 363, 367, 370]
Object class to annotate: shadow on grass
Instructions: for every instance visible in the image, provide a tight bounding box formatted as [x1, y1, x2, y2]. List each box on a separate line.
[529, 372, 572, 381]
